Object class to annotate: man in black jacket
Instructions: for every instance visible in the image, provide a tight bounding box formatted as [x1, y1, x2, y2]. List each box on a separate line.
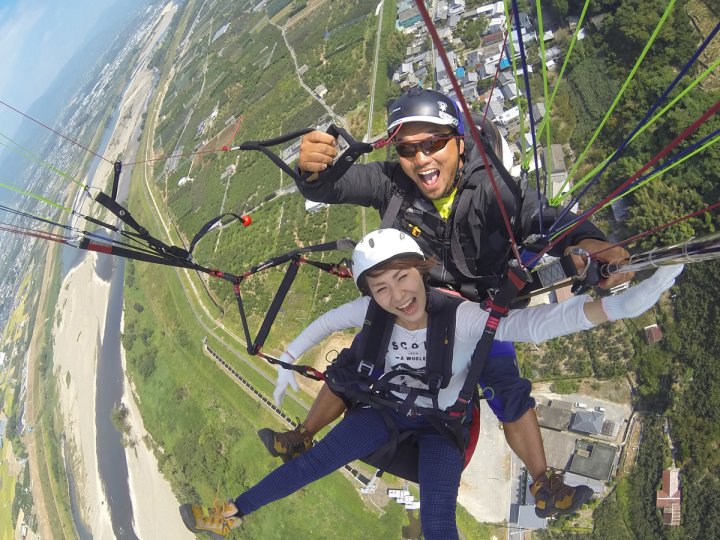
[260, 89, 629, 518]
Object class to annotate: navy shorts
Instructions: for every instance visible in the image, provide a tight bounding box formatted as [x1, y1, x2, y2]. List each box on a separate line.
[479, 340, 534, 422]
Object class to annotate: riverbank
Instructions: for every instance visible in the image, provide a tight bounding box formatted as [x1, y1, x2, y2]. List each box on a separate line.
[53, 252, 114, 537]
[48, 1, 194, 535]
[121, 328, 194, 539]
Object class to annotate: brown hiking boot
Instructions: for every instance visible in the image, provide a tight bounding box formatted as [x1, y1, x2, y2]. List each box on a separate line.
[179, 500, 242, 539]
[530, 471, 594, 518]
[257, 423, 313, 462]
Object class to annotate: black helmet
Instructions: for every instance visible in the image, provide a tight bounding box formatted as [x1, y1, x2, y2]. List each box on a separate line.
[387, 88, 464, 135]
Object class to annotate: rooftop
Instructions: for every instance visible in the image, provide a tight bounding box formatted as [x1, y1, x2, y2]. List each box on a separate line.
[568, 441, 617, 481]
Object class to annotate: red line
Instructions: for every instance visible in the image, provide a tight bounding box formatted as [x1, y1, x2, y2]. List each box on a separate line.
[591, 201, 720, 257]
[84, 241, 113, 254]
[526, 99, 720, 267]
[124, 148, 218, 166]
[0, 224, 68, 243]
[0, 99, 112, 164]
[482, 29, 510, 126]
[223, 114, 244, 150]
[414, 1, 522, 263]
[126, 116, 246, 165]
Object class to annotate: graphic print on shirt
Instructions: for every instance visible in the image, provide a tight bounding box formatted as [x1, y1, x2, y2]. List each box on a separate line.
[387, 327, 429, 391]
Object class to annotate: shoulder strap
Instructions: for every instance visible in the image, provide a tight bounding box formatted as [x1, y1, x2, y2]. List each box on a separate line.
[381, 176, 413, 229]
[356, 289, 462, 390]
[425, 288, 464, 390]
[449, 151, 525, 280]
[356, 299, 395, 370]
[449, 188, 478, 279]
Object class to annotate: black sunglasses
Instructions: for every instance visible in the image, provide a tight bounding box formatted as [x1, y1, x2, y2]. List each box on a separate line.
[394, 135, 461, 158]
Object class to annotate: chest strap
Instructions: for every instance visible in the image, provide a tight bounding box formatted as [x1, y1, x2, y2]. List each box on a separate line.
[447, 265, 530, 416]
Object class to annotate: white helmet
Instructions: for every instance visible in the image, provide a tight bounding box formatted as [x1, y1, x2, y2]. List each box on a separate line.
[351, 229, 424, 286]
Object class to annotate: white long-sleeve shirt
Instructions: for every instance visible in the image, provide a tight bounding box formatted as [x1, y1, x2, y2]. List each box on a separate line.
[286, 294, 595, 409]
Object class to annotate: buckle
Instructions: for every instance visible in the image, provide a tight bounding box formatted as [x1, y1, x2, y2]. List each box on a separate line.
[357, 360, 374, 377]
[427, 373, 442, 391]
[406, 405, 420, 417]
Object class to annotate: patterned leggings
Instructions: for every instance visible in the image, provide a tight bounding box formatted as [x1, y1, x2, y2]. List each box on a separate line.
[234, 407, 464, 540]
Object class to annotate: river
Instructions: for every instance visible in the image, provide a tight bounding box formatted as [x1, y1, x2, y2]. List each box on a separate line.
[60, 64, 158, 537]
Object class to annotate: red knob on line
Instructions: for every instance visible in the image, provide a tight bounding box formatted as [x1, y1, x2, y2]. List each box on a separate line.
[241, 215, 252, 227]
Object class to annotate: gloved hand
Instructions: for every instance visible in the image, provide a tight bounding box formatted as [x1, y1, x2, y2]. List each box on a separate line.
[601, 264, 683, 321]
[273, 352, 299, 406]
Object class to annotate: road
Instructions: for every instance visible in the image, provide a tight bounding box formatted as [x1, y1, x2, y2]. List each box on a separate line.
[267, 16, 349, 130]
[365, 1, 385, 143]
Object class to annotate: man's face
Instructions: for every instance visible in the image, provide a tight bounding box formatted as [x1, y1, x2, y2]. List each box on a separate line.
[395, 122, 464, 200]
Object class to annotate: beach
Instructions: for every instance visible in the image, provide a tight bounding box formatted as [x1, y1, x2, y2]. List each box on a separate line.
[53, 253, 114, 538]
[47, 1, 194, 537]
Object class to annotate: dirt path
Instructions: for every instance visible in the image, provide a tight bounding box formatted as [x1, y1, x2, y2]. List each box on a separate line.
[24, 243, 58, 540]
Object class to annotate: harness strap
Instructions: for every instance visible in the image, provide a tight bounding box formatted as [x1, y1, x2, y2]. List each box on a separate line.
[259, 353, 325, 381]
[363, 409, 419, 468]
[450, 265, 529, 414]
[250, 256, 302, 355]
[236, 128, 314, 179]
[95, 191, 190, 260]
[110, 160, 122, 201]
[449, 165, 524, 282]
[381, 190, 404, 229]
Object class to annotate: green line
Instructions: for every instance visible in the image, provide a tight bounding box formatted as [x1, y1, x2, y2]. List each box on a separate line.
[606, 134, 720, 205]
[533, 0, 591, 198]
[551, 55, 720, 204]
[564, 0, 677, 187]
[0, 133, 86, 188]
[535, 0, 551, 197]
[0, 178, 73, 212]
[549, 134, 720, 239]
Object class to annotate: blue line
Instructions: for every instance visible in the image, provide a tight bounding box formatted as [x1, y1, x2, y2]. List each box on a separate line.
[550, 125, 720, 238]
[549, 21, 720, 233]
[511, 0, 544, 236]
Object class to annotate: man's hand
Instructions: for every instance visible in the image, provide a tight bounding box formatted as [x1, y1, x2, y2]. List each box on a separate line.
[569, 238, 633, 289]
[298, 130, 337, 182]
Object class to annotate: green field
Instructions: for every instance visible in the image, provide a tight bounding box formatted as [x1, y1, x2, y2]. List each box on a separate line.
[0, 457, 16, 540]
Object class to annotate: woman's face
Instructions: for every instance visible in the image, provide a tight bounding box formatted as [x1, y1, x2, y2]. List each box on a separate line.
[365, 266, 428, 330]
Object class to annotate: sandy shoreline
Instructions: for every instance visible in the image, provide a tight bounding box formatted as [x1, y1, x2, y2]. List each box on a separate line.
[53, 253, 114, 538]
[47, 2, 194, 538]
[121, 312, 194, 539]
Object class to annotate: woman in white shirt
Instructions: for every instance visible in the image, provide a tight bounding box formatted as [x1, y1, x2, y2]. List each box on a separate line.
[180, 229, 682, 540]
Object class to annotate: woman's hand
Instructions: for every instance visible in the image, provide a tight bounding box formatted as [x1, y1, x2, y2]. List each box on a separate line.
[584, 264, 684, 324]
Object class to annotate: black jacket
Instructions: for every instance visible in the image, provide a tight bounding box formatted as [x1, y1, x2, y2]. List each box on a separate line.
[296, 134, 604, 299]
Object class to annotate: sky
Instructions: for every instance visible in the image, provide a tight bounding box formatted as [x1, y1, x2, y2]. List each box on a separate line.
[0, 0, 118, 136]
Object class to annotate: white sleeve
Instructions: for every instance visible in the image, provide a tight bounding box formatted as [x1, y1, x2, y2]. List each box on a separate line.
[457, 295, 596, 344]
[285, 296, 369, 360]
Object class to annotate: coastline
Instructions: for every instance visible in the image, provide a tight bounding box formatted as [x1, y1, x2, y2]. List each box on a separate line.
[120, 312, 194, 539]
[53, 252, 115, 538]
[47, 2, 192, 536]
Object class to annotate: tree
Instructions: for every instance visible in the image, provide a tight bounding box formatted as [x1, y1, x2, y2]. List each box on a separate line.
[625, 181, 706, 249]
[456, 16, 489, 50]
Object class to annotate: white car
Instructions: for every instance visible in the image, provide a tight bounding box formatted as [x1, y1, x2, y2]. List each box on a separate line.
[595, 406, 606, 412]
[575, 402, 588, 409]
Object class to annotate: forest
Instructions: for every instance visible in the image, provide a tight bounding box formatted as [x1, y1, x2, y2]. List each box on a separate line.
[530, 0, 719, 537]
